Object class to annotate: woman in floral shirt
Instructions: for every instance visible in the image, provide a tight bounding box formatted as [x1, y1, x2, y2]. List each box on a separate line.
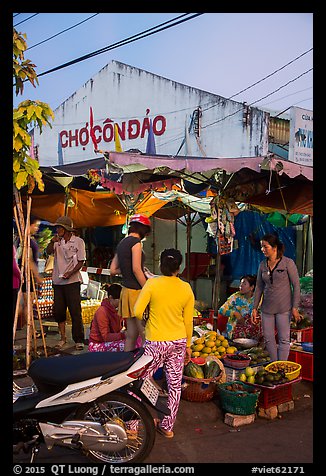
[217, 275, 262, 341]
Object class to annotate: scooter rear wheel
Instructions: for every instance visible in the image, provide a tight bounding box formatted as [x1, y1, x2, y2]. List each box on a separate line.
[76, 390, 155, 463]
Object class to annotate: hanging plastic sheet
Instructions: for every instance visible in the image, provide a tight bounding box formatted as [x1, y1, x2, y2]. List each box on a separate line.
[229, 210, 296, 280]
[206, 210, 296, 280]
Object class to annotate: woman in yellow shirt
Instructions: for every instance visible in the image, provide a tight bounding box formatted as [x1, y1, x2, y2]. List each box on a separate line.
[134, 248, 195, 439]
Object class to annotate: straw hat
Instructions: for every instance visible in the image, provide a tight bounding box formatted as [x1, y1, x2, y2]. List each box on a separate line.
[54, 216, 75, 231]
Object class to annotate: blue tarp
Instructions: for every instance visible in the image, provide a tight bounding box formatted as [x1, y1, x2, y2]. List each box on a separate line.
[207, 210, 296, 280]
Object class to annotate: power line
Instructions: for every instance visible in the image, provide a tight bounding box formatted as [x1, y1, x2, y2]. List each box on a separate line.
[202, 68, 313, 130]
[169, 69, 313, 153]
[202, 47, 313, 113]
[260, 86, 312, 107]
[35, 13, 203, 78]
[228, 48, 313, 100]
[275, 97, 313, 117]
[14, 13, 39, 27]
[250, 68, 312, 107]
[27, 13, 100, 51]
[13, 13, 21, 18]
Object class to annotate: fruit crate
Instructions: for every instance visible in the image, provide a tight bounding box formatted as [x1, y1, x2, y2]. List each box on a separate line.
[290, 327, 313, 343]
[247, 378, 301, 409]
[288, 349, 313, 382]
[225, 364, 265, 382]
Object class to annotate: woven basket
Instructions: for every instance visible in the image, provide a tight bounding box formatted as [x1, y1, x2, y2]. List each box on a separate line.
[181, 375, 221, 402]
[217, 380, 261, 415]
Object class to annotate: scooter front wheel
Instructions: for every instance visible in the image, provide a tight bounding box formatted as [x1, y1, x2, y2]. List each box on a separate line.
[76, 390, 155, 463]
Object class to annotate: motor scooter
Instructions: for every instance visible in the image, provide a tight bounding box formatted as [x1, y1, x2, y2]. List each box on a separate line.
[13, 348, 169, 463]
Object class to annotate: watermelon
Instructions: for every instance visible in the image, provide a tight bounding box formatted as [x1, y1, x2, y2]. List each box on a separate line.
[184, 361, 205, 379]
[191, 357, 206, 366]
[204, 360, 221, 379]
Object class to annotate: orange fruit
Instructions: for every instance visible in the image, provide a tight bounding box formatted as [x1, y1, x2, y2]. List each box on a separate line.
[202, 346, 212, 354]
[205, 340, 216, 348]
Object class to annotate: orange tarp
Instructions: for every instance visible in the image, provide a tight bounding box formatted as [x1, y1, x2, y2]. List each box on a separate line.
[244, 181, 313, 216]
[21, 189, 169, 228]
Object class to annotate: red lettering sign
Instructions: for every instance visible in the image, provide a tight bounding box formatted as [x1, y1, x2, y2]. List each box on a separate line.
[62, 115, 167, 148]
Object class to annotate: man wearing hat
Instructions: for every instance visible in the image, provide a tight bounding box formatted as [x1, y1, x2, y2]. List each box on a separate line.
[46, 216, 86, 350]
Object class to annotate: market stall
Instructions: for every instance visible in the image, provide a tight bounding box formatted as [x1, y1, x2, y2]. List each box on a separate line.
[16, 151, 313, 363]
[176, 323, 307, 423]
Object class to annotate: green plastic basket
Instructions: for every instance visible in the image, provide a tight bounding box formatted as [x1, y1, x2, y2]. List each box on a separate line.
[217, 380, 261, 415]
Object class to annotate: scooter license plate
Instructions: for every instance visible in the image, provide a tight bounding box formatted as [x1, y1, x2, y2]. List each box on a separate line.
[140, 379, 159, 406]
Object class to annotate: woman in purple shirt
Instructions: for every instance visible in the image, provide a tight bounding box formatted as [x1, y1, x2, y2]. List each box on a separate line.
[251, 234, 301, 361]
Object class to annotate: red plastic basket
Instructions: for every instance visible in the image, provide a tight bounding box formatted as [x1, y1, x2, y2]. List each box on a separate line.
[290, 327, 313, 343]
[288, 349, 313, 382]
[257, 384, 293, 409]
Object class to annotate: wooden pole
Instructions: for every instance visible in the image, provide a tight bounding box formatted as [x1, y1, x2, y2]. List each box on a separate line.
[13, 195, 48, 357]
[31, 273, 48, 357]
[64, 186, 69, 215]
[13, 205, 23, 343]
[13, 201, 28, 343]
[25, 197, 33, 369]
[13, 188, 25, 240]
[212, 232, 221, 313]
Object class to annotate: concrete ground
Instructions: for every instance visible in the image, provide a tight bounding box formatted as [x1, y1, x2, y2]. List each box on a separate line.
[13, 323, 314, 465]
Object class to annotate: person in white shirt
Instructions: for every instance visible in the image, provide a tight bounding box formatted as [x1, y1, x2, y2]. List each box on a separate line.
[46, 216, 86, 350]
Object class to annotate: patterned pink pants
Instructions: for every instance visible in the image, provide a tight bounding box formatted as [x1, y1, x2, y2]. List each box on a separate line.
[142, 339, 187, 432]
[88, 336, 142, 352]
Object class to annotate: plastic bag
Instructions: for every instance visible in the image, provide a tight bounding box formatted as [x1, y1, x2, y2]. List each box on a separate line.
[44, 255, 54, 274]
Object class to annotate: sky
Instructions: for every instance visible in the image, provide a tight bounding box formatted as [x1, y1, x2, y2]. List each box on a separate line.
[13, 12, 313, 117]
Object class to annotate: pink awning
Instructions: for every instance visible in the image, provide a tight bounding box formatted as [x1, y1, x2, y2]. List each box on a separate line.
[108, 152, 313, 181]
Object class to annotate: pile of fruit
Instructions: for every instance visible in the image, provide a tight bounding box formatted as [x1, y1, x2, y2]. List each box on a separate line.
[225, 354, 250, 362]
[238, 366, 257, 384]
[67, 299, 101, 324]
[238, 367, 290, 386]
[266, 361, 300, 378]
[240, 346, 271, 365]
[222, 382, 260, 395]
[190, 330, 237, 359]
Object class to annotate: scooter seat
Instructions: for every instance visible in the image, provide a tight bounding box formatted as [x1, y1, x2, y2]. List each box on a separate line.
[28, 348, 144, 393]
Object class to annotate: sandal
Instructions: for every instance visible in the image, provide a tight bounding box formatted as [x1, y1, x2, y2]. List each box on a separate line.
[154, 419, 174, 438]
[55, 339, 67, 349]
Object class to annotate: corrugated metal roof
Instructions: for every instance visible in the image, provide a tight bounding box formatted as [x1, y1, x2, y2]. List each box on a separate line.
[269, 116, 290, 144]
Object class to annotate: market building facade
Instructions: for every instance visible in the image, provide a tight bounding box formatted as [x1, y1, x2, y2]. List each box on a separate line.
[34, 60, 269, 166]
